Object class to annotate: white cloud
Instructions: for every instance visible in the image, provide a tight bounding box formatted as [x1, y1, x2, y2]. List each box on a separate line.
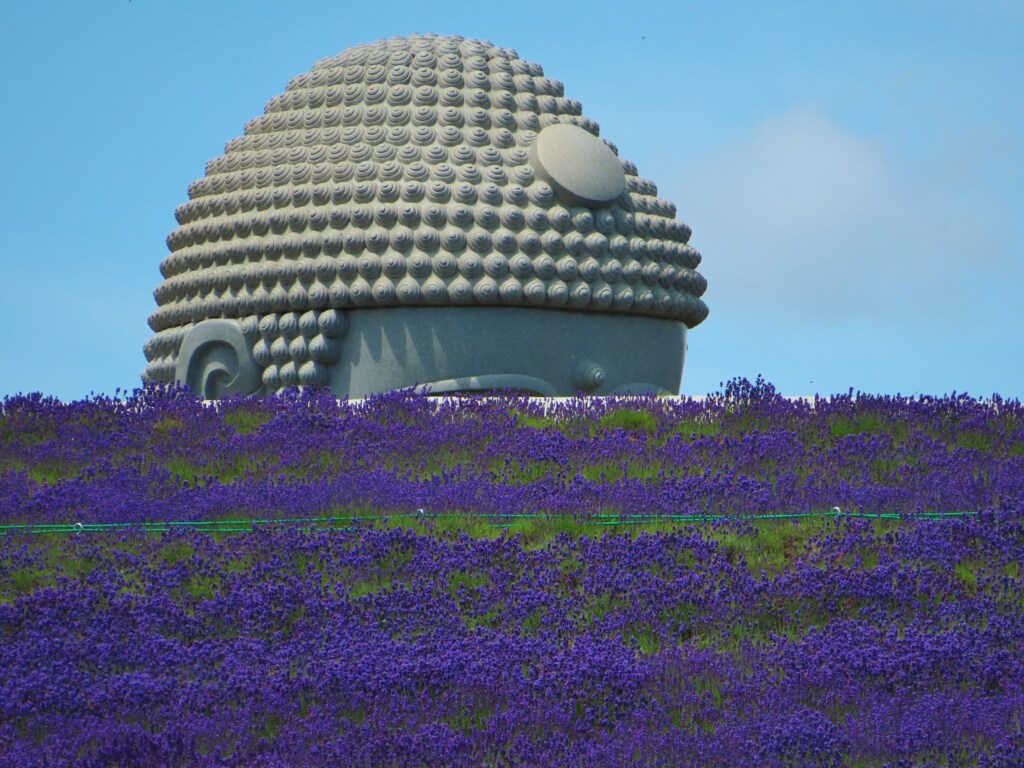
[667, 109, 1017, 325]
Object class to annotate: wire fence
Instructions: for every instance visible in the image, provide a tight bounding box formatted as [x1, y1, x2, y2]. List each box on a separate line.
[0, 508, 981, 537]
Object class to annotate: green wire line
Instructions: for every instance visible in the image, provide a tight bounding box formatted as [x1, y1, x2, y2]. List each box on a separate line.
[0, 508, 982, 536]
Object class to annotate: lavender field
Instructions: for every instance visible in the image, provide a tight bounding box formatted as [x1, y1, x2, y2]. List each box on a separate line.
[2, 379, 1023, 767]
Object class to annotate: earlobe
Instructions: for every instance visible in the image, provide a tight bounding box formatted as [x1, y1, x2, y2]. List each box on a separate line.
[175, 319, 263, 399]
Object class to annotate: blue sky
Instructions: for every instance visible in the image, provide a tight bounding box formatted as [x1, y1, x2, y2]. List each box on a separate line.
[1, 0, 1021, 400]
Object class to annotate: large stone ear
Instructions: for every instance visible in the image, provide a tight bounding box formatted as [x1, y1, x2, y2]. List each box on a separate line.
[175, 319, 262, 399]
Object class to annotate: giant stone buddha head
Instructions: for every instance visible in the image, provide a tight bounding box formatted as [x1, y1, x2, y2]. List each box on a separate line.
[143, 34, 709, 398]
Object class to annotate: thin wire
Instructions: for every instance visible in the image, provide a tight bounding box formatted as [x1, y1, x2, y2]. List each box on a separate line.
[0, 508, 980, 537]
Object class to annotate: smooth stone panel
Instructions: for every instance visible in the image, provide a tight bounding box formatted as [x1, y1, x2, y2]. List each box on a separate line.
[330, 306, 686, 397]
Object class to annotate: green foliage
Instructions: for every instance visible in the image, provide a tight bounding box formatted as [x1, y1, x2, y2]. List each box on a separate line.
[349, 576, 394, 599]
[954, 561, 981, 589]
[163, 454, 260, 486]
[661, 417, 722, 441]
[159, 541, 195, 564]
[513, 411, 559, 430]
[829, 413, 890, 438]
[447, 570, 490, 598]
[221, 410, 271, 435]
[178, 573, 221, 602]
[598, 409, 659, 433]
[579, 462, 625, 483]
[3, 568, 44, 603]
[711, 517, 836, 575]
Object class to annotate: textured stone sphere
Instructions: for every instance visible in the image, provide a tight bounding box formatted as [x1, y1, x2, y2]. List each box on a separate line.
[143, 34, 709, 394]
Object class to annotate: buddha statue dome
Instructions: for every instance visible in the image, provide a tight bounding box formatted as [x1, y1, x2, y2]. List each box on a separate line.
[143, 33, 709, 398]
